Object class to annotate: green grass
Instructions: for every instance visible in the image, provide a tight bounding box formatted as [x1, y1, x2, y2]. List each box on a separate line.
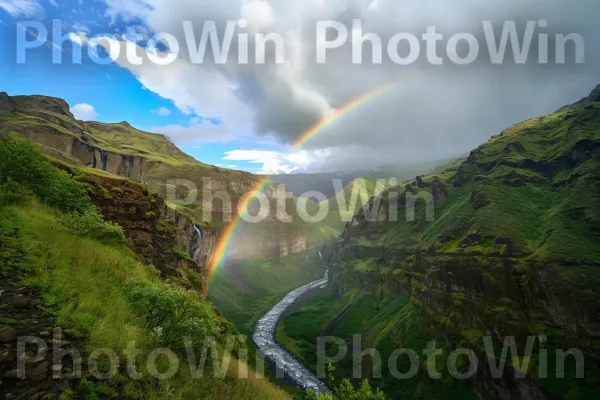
[0, 201, 292, 400]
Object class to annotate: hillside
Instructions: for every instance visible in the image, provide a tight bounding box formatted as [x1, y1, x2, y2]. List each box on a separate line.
[278, 85, 600, 399]
[0, 134, 292, 399]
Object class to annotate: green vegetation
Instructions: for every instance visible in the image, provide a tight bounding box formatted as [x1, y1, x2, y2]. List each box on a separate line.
[0, 134, 291, 399]
[0, 134, 91, 213]
[209, 252, 327, 334]
[304, 366, 385, 400]
[278, 288, 476, 400]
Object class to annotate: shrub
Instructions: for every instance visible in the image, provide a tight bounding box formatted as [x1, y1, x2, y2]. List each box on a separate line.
[0, 179, 31, 207]
[125, 283, 219, 353]
[0, 135, 91, 213]
[172, 248, 193, 262]
[0, 208, 32, 280]
[62, 209, 126, 244]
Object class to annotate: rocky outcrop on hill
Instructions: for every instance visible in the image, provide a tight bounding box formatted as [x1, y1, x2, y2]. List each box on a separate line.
[0, 92, 14, 112]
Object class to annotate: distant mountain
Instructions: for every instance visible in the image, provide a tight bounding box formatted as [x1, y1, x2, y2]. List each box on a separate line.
[271, 158, 465, 201]
[270, 170, 367, 198]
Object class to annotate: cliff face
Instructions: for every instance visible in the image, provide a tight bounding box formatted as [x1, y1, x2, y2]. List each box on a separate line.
[324, 87, 600, 399]
[53, 162, 212, 294]
[1, 92, 310, 268]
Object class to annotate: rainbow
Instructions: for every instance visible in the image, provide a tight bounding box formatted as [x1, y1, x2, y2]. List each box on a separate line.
[292, 82, 397, 148]
[206, 77, 414, 282]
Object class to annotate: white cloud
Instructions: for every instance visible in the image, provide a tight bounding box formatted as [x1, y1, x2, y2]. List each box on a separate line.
[151, 116, 236, 144]
[227, 165, 237, 168]
[241, 0, 275, 32]
[68, 32, 85, 46]
[152, 107, 171, 116]
[102, 0, 600, 172]
[71, 22, 90, 33]
[95, 36, 253, 144]
[70, 103, 98, 121]
[0, 0, 43, 16]
[223, 149, 311, 174]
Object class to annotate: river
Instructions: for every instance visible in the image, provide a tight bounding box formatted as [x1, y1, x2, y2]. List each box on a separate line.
[253, 271, 330, 394]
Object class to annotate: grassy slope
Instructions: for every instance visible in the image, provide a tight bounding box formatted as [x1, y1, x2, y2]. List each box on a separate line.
[345, 95, 600, 262]
[0, 201, 291, 400]
[277, 287, 477, 400]
[209, 252, 327, 335]
[0, 133, 292, 399]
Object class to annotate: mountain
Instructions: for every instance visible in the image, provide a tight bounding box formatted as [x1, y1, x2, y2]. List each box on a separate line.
[270, 171, 367, 199]
[314, 157, 466, 232]
[0, 92, 333, 265]
[277, 85, 600, 399]
[272, 159, 464, 201]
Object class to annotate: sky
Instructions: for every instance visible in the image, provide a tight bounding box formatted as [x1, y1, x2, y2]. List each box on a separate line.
[1, 0, 599, 174]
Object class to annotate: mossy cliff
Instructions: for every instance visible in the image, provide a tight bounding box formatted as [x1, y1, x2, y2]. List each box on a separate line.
[280, 86, 600, 399]
[53, 161, 213, 293]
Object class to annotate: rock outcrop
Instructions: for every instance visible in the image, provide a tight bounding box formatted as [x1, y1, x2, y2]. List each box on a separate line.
[0, 92, 14, 112]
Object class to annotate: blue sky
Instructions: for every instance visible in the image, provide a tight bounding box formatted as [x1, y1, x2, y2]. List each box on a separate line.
[0, 0, 297, 173]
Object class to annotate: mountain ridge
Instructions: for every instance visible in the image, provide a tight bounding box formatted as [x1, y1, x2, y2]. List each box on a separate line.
[278, 84, 600, 400]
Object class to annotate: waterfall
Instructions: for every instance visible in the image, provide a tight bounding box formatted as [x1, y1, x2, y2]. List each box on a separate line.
[317, 249, 323, 259]
[191, 225, 203, 262]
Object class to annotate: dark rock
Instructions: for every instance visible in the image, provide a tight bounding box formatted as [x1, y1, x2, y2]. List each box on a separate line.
[29, 361, 49, 381]
[470, 187, 490, 210]
[14, 287, 30, 295]
[0, 348, 12, 364]
[0, 92, 14, 112]
[10, 296, 30, 309]
[4, 369, 20, 380]
[0, 327, 18, 343]
[431, 181, 447, 206]
[416, 176, 424, 188]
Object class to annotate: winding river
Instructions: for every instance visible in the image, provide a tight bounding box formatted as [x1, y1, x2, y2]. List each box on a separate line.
[253, 271, 330, 394]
